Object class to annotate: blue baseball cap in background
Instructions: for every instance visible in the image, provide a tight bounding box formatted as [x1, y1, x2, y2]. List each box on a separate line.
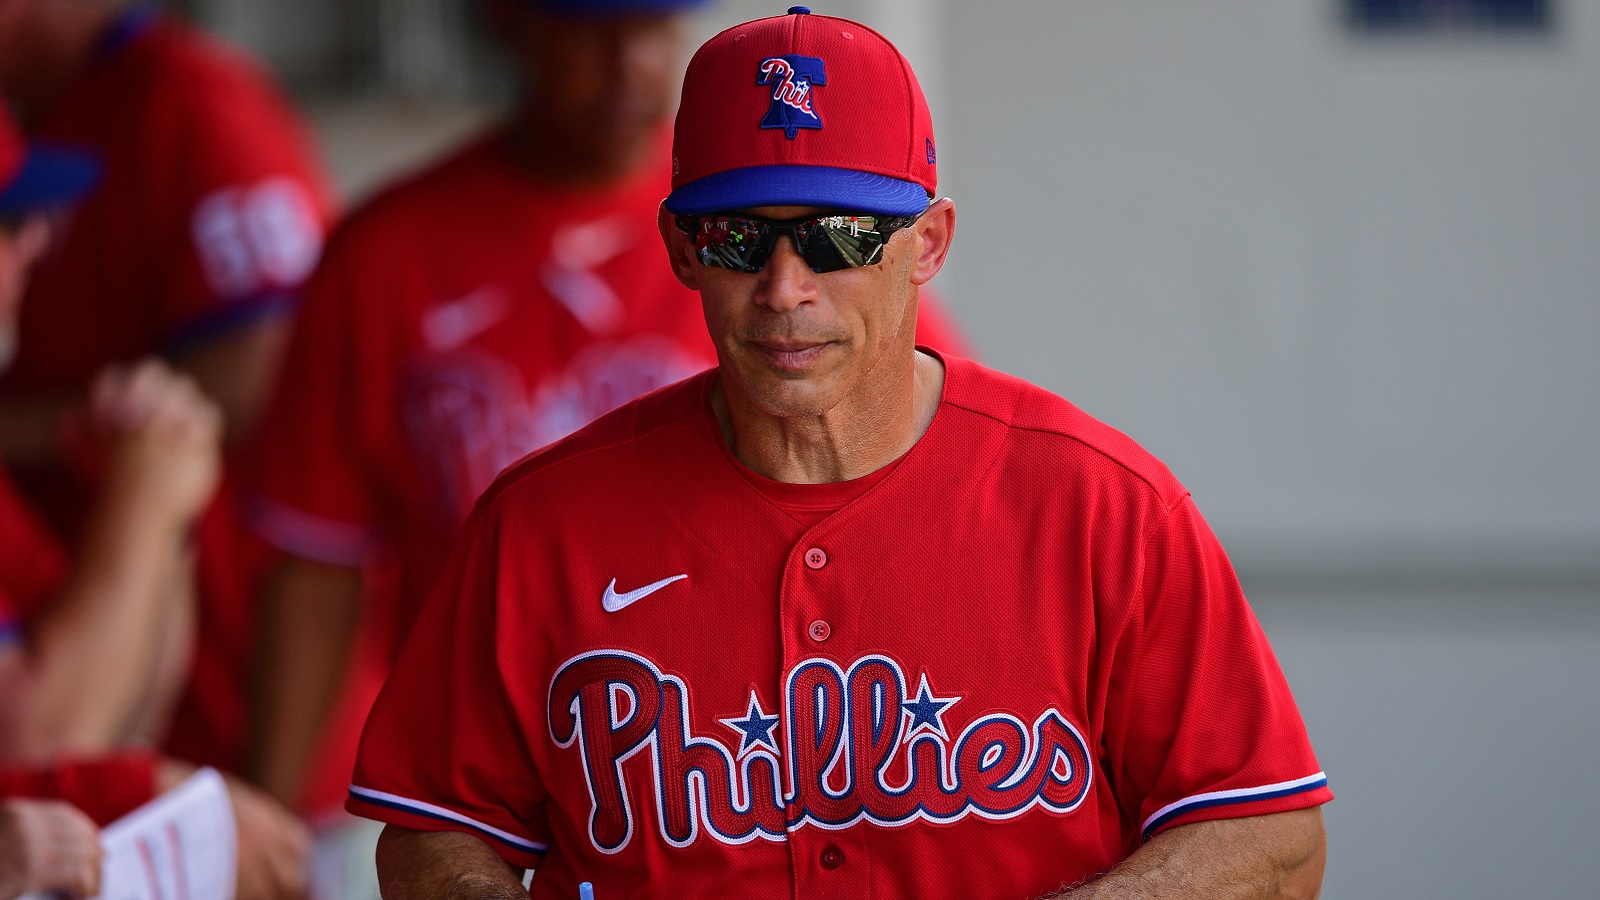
[0, 110, 100, 218]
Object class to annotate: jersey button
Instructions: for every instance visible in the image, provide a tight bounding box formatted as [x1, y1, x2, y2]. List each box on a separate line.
[820, 845, 845, 870]
[804, 548, 828, 569]
[808, 620, 831, 643]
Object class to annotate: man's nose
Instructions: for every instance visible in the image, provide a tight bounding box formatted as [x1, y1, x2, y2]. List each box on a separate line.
[753, 234, 818, 313]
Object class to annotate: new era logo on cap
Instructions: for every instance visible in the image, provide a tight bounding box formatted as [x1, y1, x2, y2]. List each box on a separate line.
[666, 5, 937, 217]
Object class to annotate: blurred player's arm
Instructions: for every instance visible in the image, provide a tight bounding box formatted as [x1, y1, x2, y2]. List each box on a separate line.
[376, 826, 527, 900]
[0, 395, 76, 467]
[168, 317, 294, 443]
[1051, 808, 1326, 899]
[0, 362, 220, 760]
[0, 317, 289, 464]
[248, 555, 362, 806]
[0, 319, 288, 461]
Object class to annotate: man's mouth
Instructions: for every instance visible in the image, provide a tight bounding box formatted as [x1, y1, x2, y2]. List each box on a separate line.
[749, 340, 831, 373]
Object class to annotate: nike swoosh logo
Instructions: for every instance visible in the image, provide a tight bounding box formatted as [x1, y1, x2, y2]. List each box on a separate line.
[422, 287, 511, 351]
[602, 575, 688, 613]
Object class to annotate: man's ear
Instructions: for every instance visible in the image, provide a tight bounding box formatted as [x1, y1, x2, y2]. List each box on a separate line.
[908, 198, 956, 287]
[658, 203, 702, 290]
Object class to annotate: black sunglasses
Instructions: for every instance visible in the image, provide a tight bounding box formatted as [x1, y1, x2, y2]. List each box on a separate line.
[674, 210, 921, 274]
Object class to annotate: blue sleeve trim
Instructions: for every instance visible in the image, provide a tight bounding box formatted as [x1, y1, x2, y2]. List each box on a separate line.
[162, 291, 299, 356]
[245, 495, 377, 567]
[1141, 772, 1329, 839]
[0, 619, 24, 648]
[347, 785, 550, 856]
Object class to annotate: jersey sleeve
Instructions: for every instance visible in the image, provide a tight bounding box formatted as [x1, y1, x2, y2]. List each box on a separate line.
[1100, 495, 1331, 841]
[158, 66, 331, 354]
[346, 510, 552, 868]
[246, 241, 383, 566]
[0, 752, 160, 826]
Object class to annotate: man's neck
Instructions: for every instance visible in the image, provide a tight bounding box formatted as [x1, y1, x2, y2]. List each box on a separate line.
[714, 350, 945, 484]
[503, 102, 648, 188]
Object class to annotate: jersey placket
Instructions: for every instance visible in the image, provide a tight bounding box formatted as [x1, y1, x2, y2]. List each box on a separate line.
[777, 522, 875, 898]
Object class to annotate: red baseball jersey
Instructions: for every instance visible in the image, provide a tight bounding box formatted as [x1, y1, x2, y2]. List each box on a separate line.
[0, 752, 159, 827]
[0, 6, 334, 806]
[2, 9, 331, 397]
[249, 129, 971, 648]
[348, 354, 1331, 899]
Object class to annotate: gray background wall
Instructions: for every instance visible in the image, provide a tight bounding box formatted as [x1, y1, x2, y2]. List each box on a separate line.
[180, 0, 1600, 896]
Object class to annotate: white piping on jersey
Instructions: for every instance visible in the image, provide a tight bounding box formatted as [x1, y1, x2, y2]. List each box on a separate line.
[1140, 771, 1328, 838]
[249, 497, 376, 567]
[348, 784, 550, 854]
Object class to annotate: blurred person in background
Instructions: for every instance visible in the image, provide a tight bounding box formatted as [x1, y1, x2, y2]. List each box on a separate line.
[0, 0, 340, 817]
[0, 107, 310, 900]
[243, 0, 962, 819]
[0, 104, 210, 781]
[245, 0, 719, 820]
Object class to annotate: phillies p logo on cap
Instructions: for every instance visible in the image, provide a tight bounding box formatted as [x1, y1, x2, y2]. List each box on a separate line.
[758, 55, 826, 139]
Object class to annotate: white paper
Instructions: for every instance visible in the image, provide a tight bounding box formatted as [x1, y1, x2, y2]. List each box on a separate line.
[22, 767, 238, 900]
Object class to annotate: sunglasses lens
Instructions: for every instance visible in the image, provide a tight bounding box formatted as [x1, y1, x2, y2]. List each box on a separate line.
[681, 213, 913, 274]
[690, 216, 771, 273]
[800, 215, 895, 271]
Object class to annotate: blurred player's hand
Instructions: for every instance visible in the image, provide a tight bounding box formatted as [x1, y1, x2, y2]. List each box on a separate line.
[87, 359, 224, 524]
[0, 797, 103, 900]
[224, 776, 311, 900]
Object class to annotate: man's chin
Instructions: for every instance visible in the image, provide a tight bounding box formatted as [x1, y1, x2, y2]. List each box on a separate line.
[732, 362, 845, 420]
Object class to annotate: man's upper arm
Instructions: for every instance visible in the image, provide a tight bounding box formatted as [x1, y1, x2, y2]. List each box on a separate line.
[345, 512, 552, 870]
[245, 235, 382, 567]
[154, 59, 332, 359]
[1100, 495, 1332, 843]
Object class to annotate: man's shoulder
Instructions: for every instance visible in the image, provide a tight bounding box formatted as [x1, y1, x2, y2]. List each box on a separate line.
[123, 22, 300, 118]
[941, 355, 1189, 509]
[323, 136, 508, 258]
[474, 370, 717, 517]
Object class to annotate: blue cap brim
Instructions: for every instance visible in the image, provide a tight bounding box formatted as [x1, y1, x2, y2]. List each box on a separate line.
[666, 165, 930, 216]
[525, 0, 708, 15]
[0, 144, 101, 216]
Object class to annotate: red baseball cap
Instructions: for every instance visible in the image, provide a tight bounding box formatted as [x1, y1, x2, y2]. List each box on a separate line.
[0, 110, 99, 218]
[666, 5, 936, 216]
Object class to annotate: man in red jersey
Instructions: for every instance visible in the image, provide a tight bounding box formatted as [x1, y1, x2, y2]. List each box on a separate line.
[351, 8, 1329, 899]
[245, 0, 970, 814]
[0, 0, 335, 807]
[0, 106, 312, 900]
[0, 104, 215, 779]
